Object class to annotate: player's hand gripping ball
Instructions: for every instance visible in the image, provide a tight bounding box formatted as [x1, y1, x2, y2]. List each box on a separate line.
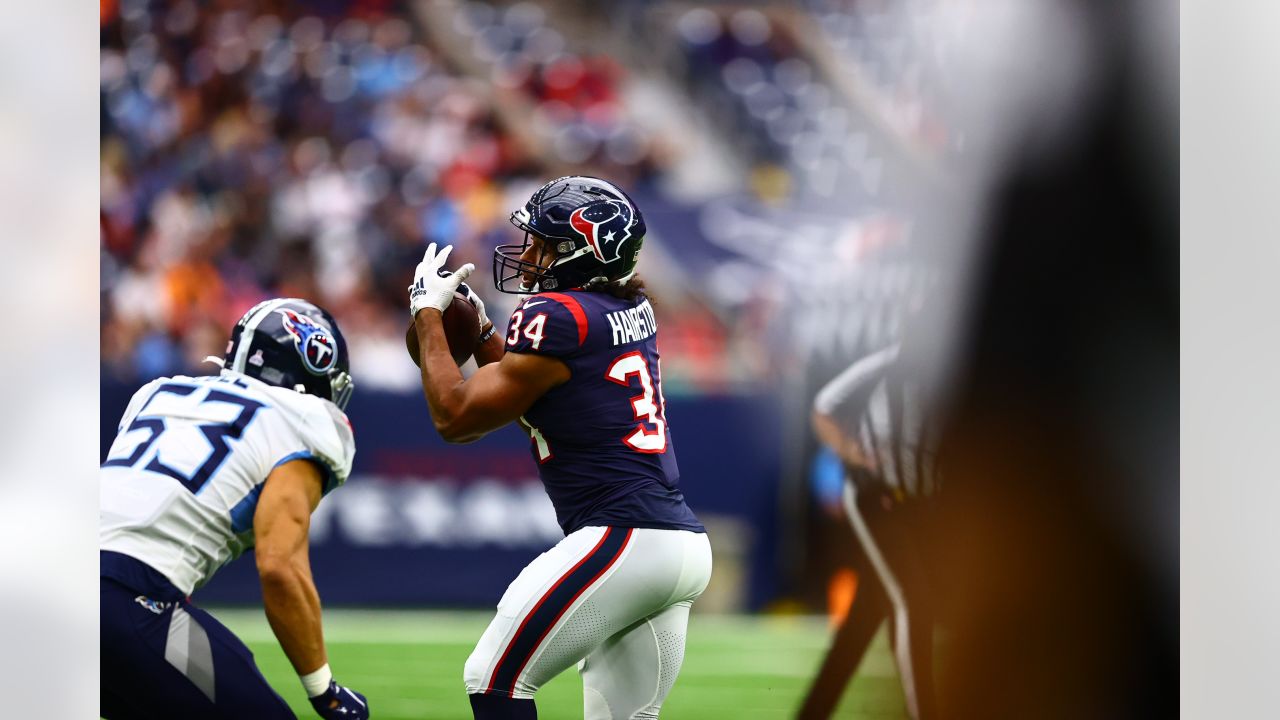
[408, 242, 473, 316]
[405, 290, 479, 367]
[406, 243, 483, 367]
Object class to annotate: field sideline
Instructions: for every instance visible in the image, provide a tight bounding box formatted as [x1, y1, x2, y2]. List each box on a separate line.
[213, 609, 908, 719]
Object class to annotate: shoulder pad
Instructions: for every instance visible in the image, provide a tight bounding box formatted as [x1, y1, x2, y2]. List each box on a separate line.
[117, 376, 170, 431]
[504, 293, 590, 357]
[265, 387, 356, 494]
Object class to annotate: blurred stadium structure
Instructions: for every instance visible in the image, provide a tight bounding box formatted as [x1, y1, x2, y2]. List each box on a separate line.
[101, 0, 1176, 717]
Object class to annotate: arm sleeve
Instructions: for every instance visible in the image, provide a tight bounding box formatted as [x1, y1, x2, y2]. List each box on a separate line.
[813, 344, 901, 436]
[503, 297, 587, 359]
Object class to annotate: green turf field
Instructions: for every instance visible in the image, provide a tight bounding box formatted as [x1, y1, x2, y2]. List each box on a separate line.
[214, 609, 907, 719]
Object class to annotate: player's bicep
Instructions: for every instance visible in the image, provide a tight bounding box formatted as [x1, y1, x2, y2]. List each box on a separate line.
[443, 351, 569, 442]
[253, 459, 324, 566]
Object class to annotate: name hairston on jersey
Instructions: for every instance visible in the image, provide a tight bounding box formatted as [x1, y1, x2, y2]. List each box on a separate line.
[605, 299, 658, 347]
[278, 308, 338, 374]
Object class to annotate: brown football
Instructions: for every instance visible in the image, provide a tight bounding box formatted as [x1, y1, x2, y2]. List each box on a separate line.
[405, 291, 479, 368]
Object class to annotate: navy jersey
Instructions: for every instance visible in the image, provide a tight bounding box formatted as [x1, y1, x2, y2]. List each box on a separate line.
[504, 290, 704, 535]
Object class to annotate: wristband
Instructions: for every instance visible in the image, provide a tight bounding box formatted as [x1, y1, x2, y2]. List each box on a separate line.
[300, 663, 333, 698]
[478, 323, 497, 344]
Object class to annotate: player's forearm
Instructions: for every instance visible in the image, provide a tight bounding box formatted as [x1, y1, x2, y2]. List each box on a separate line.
[259, 556, 327, 675]
[812, 411, 875, 470]
[414, 309, 473, 439]
[474, 323, 504, 367]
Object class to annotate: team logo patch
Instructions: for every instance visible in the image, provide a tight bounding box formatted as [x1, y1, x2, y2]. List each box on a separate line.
[569, 200, 633, 263]
[277, 309, 338, 375]
[134, 595, 170, 614]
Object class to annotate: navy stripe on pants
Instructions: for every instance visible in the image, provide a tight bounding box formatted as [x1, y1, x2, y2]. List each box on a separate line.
[483, 527, 632, 696]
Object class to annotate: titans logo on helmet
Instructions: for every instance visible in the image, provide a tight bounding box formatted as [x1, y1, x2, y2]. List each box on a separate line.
[277, 309, 338, 375]
[569, 200, 633, 263]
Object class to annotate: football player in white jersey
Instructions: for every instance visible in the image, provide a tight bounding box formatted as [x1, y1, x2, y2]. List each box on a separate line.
[100, 299, 369, 720]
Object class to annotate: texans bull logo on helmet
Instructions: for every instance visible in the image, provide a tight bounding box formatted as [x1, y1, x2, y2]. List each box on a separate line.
[277, 308, 338, 375]
[569, 200, 634, 264]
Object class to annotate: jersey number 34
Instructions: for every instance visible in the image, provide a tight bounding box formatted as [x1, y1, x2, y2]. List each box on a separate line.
[523, 352, 668, 463]
[605, 351, 668, 454]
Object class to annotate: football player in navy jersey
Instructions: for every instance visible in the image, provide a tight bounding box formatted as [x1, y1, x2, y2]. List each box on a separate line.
[407, 176, 712, 720]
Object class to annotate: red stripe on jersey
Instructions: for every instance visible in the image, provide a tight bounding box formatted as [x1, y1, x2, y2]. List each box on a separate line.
[537, 293, 589, 346]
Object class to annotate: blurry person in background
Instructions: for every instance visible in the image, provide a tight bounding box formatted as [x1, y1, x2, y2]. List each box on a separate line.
[100, 300, 368, 720]
[798, 342, 942, 720]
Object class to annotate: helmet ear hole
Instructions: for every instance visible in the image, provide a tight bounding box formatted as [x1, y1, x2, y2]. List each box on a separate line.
[555, 241, 574, 253]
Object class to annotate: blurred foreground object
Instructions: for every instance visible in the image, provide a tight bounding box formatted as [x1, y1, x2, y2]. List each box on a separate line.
[908, 1, 1177, 716]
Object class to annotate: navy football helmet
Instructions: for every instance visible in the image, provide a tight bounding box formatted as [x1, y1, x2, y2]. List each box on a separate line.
[219, 298, 354, 410]
[493, 176, 647, 294]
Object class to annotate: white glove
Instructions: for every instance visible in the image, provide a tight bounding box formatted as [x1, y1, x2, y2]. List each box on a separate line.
[409, 243, 474, 317]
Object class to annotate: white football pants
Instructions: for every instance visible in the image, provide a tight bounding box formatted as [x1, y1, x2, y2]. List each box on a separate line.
[463, 526, 713, 719]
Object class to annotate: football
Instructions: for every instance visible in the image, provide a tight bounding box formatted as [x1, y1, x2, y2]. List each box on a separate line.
[405, 291, 479, 368]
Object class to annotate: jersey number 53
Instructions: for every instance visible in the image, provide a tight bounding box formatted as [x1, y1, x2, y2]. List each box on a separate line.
[103, 381, 265, 494]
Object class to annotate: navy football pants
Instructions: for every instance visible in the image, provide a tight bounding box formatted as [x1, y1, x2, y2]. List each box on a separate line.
[101, 573, 295, 719]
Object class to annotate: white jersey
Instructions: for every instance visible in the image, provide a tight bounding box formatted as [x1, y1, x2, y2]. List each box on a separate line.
[100, 371, 355, 594]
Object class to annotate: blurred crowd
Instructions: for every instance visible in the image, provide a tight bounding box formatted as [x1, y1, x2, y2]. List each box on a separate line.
[103, 0, 686, 392]
[101, 0, 543, 391]
[674, 6, 840, 202]
[99, 0, 954, 395]
[100, 0, 768, 394]
[450, 1, 666, 186]
[805, 0, 966, 158]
